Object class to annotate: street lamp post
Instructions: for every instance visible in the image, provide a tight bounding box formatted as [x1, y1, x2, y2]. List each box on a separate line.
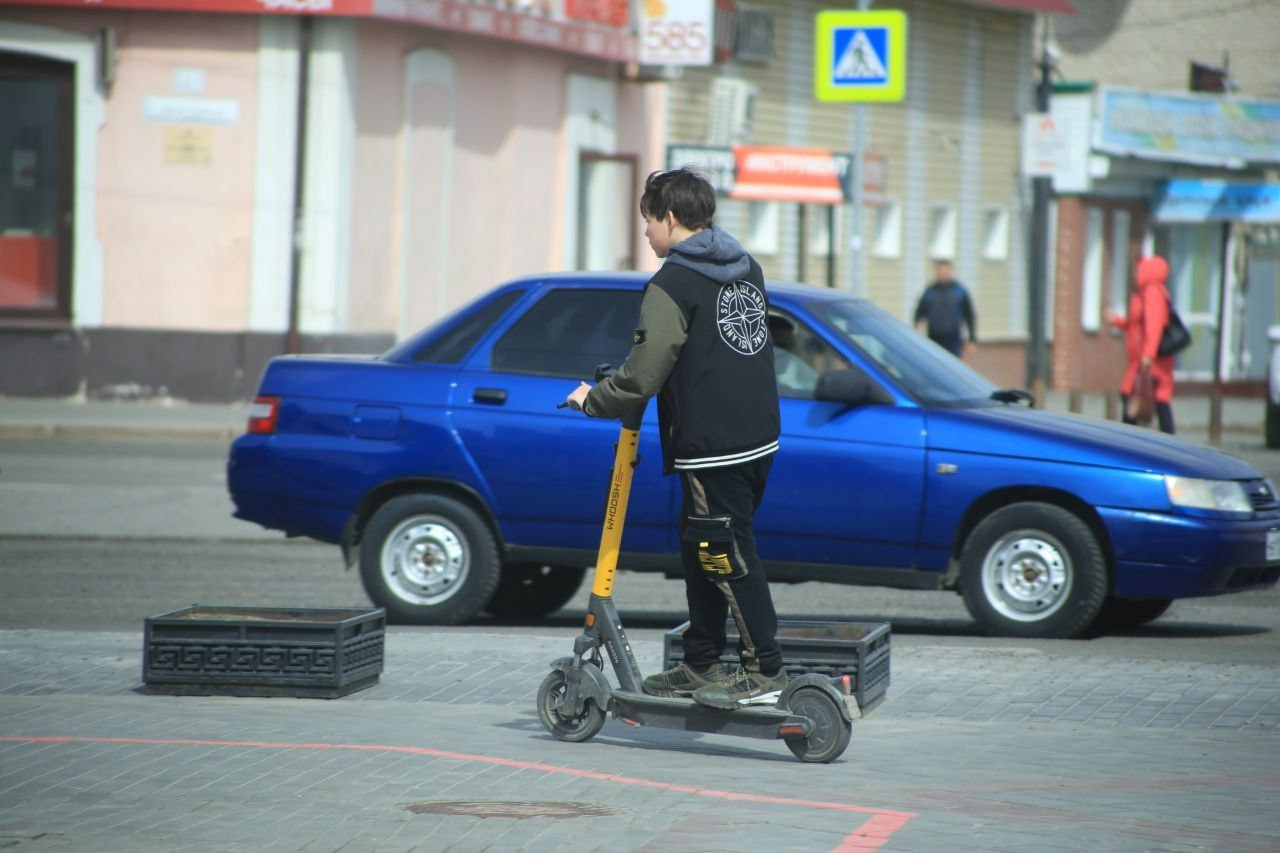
[1025, 32, 1054, 398]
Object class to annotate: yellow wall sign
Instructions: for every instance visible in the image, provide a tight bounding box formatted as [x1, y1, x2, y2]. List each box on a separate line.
[164, 127, 213, 165]
[814, 10, 907, 103]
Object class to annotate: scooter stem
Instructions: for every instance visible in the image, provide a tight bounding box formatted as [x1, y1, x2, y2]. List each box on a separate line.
[590, 422, 640, 599]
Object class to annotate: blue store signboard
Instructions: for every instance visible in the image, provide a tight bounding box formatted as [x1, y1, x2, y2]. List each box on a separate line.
[1097, 87, 1280, 167]
[1152, 180, 1280, 224]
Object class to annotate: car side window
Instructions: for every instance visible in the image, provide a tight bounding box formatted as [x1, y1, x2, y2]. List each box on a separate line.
[491, 289, 642, 378]
[413, 289, 525, 364]
[768, 312, 849, 398]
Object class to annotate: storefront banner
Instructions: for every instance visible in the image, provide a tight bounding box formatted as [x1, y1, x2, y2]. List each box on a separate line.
[0, 0, 636, 61]
[1152, 180, 1280, 224]
[1096, 86, 1280, 167]
[732, 146, 846, 203]
[666, 144, 883, 205]
[0, 0, 366, 12]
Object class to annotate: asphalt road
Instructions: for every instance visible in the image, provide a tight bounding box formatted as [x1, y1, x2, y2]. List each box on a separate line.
[2, 436, 1279, 666]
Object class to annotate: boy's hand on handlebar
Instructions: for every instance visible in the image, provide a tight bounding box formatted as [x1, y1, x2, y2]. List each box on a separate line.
[564, 382, 592, 412]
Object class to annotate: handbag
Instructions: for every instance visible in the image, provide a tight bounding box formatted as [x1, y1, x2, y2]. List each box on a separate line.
[1127, 369, 1155, 425]
[1157, 301, 1192, 357]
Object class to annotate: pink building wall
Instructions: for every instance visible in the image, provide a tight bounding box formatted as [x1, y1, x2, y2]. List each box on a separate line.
[96, 14, 260, 331]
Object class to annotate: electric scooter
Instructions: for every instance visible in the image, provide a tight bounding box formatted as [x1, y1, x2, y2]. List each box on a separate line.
[539, 369, 854, 763]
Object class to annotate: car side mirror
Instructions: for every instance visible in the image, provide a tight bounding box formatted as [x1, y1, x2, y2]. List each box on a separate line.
[814, 368, 892, 406]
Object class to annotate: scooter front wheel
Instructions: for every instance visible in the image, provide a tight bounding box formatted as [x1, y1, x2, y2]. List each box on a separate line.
[537, 670, 606, 743]
[783, 687, 852, 763]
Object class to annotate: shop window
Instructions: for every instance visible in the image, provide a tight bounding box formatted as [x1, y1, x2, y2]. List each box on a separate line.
[982, 206, 1009, 261]
[1108, 210, 1131, 316]
[0, 50, 73, 319]
[808, 204, 835, 256]
[872, 199, 901, 259]
[1081, 207, 1104, 333]
[928, 203, 956, 260]
[746, 201, 779, 256]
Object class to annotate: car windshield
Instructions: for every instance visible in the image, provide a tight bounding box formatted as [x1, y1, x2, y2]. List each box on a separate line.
[808, 297, 999, 407]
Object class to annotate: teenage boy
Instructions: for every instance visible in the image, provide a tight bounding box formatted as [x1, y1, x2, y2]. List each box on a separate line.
[564, 168, 786, 709]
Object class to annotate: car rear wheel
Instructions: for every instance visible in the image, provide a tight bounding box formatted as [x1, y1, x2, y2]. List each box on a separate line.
[359, 494, 500, 625]
[959, 502, 1107, 639]
[484, 564, 586, 619]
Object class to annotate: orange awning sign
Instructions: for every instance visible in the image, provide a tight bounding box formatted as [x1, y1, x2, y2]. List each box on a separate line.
[731, 146, 847, 204]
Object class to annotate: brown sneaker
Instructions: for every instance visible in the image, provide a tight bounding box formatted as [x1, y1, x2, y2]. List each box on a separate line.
[691, 667, 789, 710]
[641, 662, 734, 697]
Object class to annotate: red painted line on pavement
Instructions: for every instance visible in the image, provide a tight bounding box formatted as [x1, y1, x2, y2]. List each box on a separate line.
[837, 812, 915, 850]
[1, 735, 916, 849]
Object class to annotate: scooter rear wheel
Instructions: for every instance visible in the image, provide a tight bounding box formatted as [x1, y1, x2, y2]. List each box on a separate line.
[783, 687, 851, 763]
[537, 670, 606, 743]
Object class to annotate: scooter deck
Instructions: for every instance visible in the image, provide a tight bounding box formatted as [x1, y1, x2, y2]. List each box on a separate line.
[610, 690, 814, 740]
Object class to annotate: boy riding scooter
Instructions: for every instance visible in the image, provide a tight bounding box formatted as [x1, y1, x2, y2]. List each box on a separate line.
[565, 168, 787, 709]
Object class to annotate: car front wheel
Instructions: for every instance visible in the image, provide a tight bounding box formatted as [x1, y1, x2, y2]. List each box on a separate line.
[959, 502, 1107, 639]
[359, 494, 500, 625]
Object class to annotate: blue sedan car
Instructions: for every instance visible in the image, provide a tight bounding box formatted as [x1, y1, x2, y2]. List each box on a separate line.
[227, 273, 1280, 639]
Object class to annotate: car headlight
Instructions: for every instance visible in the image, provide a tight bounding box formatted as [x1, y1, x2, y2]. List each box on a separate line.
[1165, 476, 1252, 514]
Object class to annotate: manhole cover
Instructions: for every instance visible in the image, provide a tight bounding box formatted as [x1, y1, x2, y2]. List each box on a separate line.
[404, 801, 620, 819]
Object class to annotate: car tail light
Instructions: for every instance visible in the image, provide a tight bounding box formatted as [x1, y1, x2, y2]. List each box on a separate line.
[247, 395, 281, 435]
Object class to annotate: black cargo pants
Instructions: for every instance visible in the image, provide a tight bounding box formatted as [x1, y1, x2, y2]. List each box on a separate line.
[678, 455, 782, 676]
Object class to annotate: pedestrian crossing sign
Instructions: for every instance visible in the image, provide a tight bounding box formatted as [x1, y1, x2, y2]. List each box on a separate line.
[814, 10, 907, 103]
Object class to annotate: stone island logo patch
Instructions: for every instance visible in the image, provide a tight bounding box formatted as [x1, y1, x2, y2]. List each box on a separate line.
[716, 281, 768, 355]
[633, 328, 646, 345]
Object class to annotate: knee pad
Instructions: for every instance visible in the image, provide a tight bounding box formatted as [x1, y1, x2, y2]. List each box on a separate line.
[683, 515, 746, 581]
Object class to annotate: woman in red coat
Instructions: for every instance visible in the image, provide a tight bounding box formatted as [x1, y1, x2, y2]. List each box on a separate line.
[1106, 255, 1176, 434]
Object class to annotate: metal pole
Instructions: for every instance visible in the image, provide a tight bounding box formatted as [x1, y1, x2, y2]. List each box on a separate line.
[285, 16, 313, 356]
[848, 0, 870, 296]
[827, 205, 836, 288]
[1026, 23, 1053, 392]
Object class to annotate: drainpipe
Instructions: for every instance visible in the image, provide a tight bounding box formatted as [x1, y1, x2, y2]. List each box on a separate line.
[285, 16, 313, 355]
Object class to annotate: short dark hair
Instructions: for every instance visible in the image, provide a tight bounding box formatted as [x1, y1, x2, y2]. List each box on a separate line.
[640, 168, 716, 231]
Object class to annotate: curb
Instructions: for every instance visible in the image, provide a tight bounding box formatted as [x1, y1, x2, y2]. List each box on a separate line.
[0, 424, 241, 441]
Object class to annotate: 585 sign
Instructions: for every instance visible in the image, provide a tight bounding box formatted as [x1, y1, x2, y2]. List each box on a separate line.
[639, 0, 713, 66]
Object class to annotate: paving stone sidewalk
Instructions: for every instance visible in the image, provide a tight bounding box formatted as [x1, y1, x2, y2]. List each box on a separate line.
[2, 629, 1279, 852]
[3, 631, 1279, 733]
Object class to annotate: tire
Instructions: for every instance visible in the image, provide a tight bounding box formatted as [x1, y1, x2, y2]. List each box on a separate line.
[1267, 401, 1280, 449]
[358, 494, 500, 625]
[484, 564, 586, 619]
[783, 687, 852, 764]
[959, 502, 1107, 639]
[537, 670, 606, 743]
[1093, 596, 1173, 632]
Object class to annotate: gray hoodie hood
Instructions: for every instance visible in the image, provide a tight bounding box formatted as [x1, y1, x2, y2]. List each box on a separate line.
[665, 226, 751, 284]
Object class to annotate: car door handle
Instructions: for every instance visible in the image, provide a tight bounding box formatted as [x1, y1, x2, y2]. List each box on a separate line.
[472, 387, 507, 405]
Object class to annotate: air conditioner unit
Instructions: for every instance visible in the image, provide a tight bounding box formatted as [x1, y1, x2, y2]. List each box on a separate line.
[706, 77, 756, 146]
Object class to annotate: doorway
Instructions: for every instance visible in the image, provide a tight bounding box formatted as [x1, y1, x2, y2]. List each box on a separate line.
[0, 50, 73, 319]
[576, 152, 637, 271]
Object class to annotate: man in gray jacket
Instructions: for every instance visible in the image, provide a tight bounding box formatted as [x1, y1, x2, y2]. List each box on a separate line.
[564, 168, 786, 709]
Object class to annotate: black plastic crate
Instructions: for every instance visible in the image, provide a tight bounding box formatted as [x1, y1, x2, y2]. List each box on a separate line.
[143, 605, 385, 699]
[663, 620, 890, 712]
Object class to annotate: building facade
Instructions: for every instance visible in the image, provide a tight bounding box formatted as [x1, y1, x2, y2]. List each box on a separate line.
[662, 0, 1068, 389]
[0, 0, 1074, 400]
[0, 0, 654, 400]
[1045, 0, 1280, 395]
